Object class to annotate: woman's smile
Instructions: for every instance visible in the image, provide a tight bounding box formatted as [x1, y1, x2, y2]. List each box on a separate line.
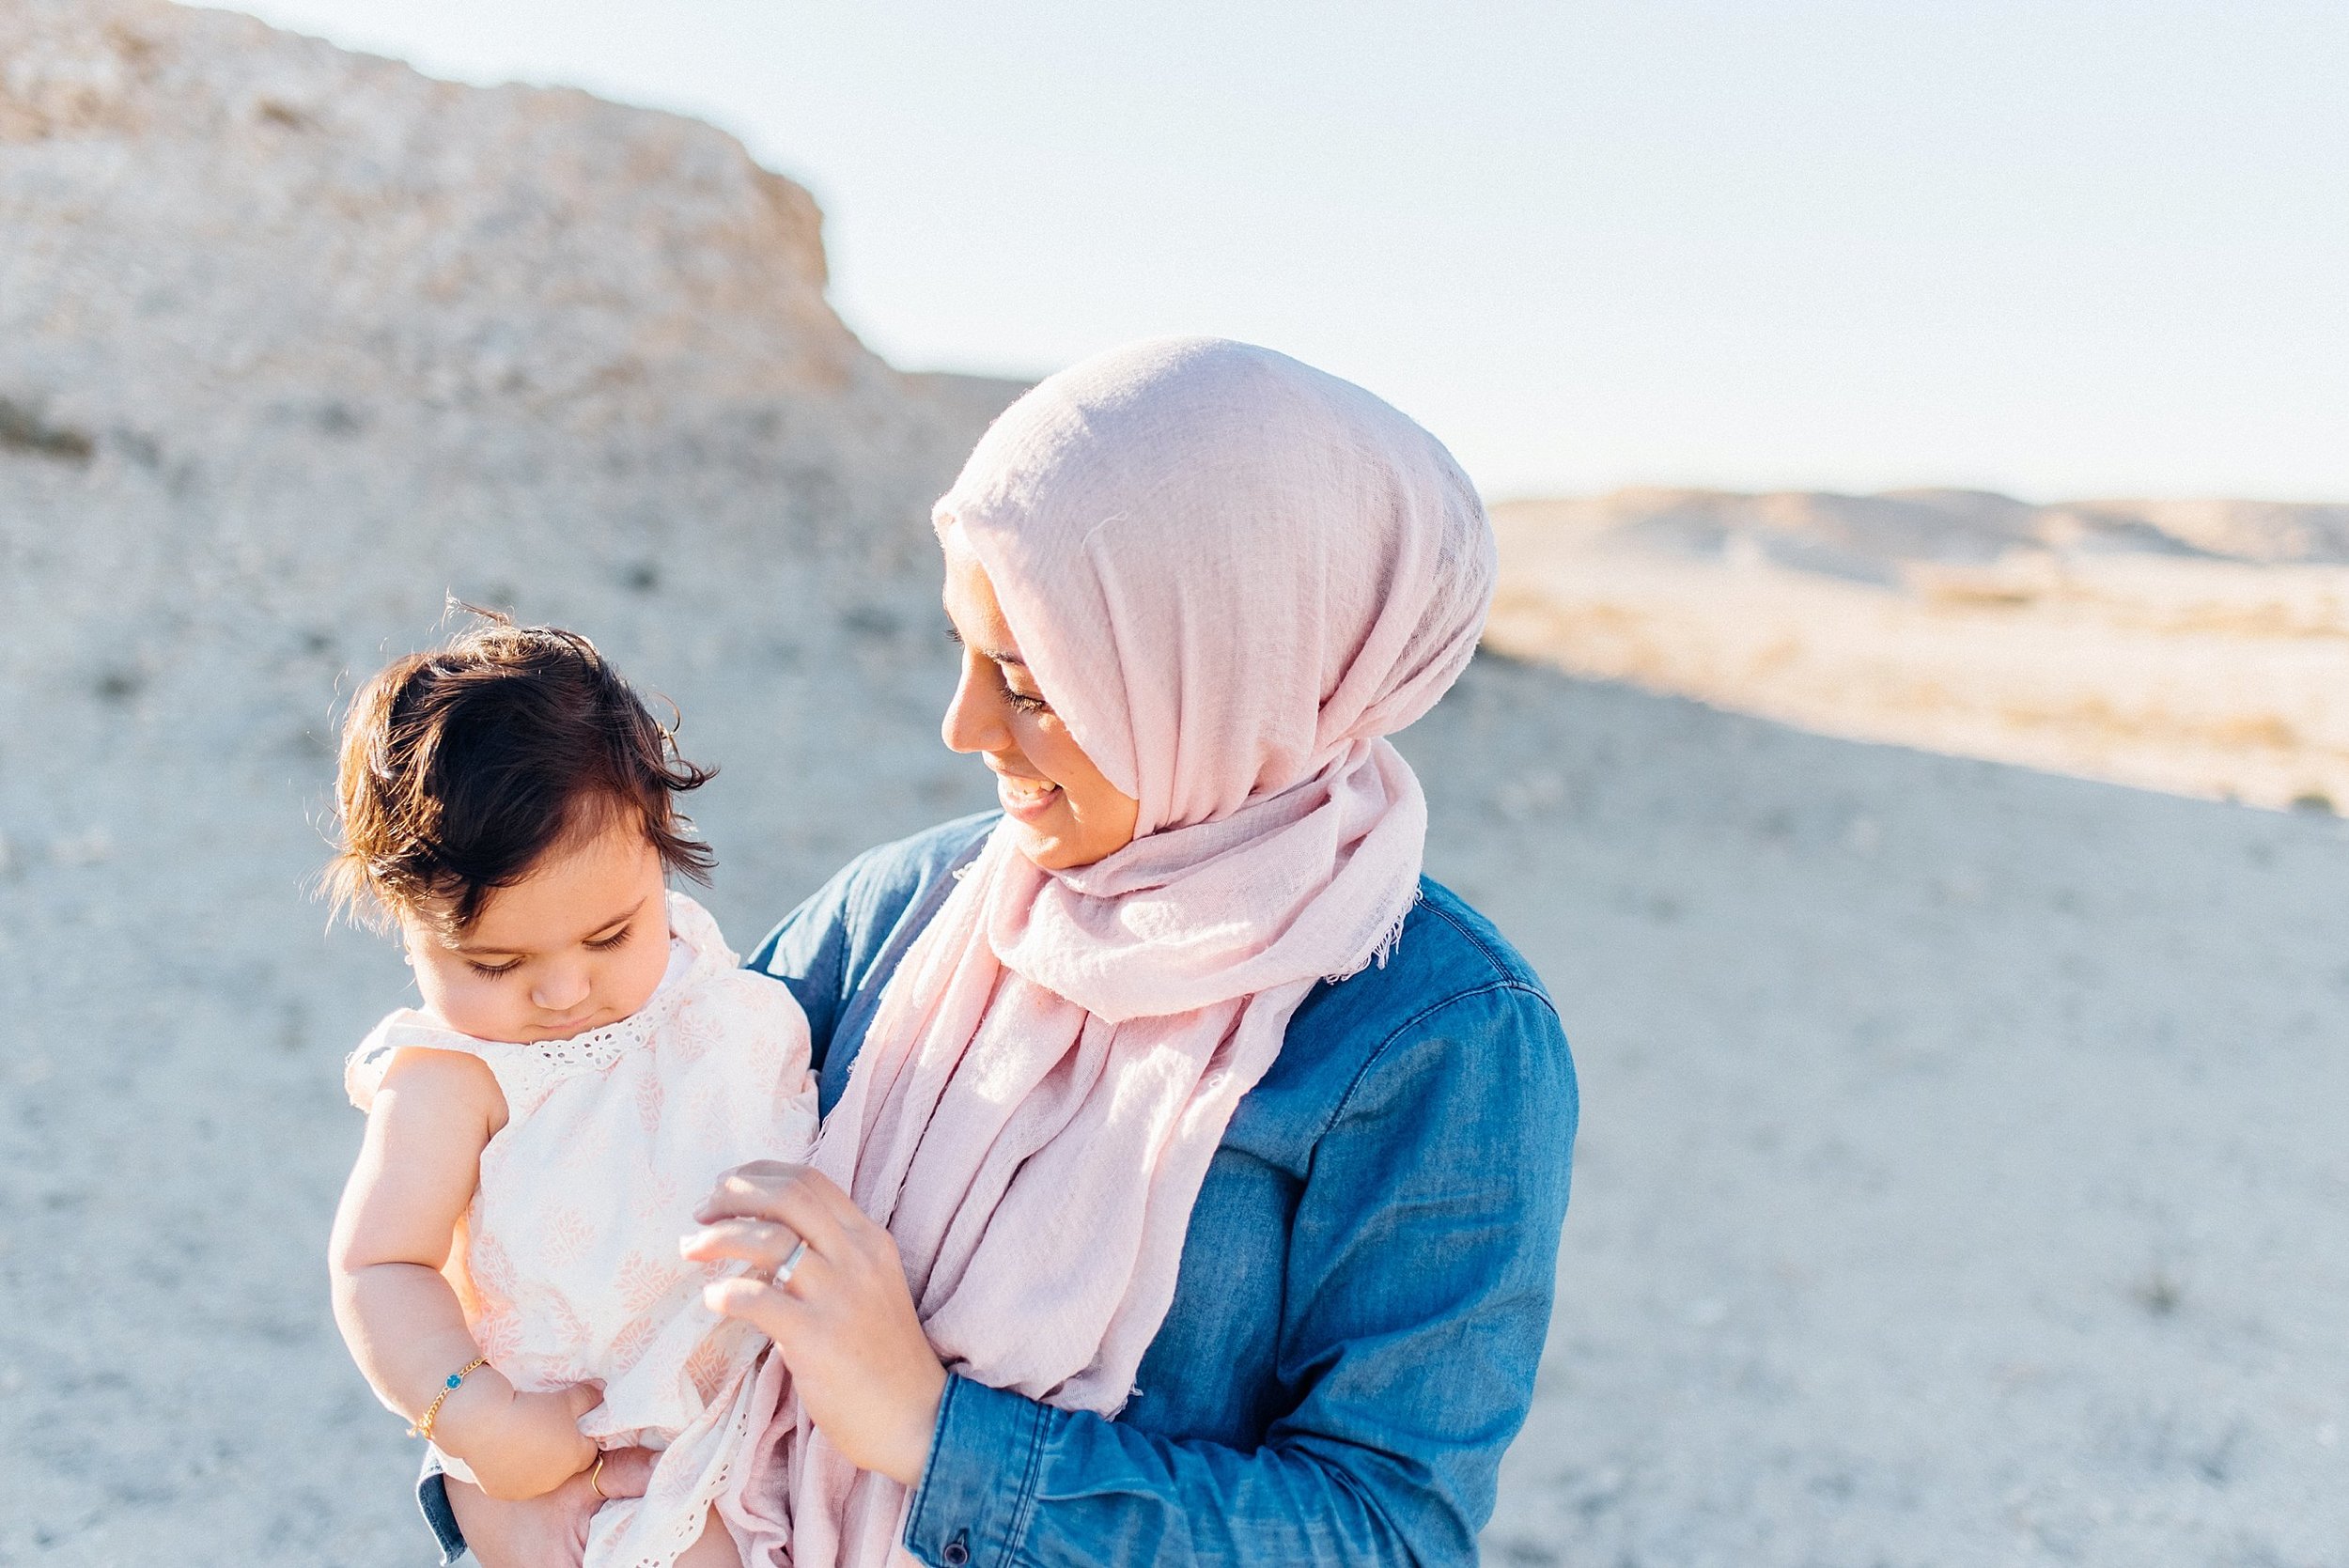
[990, 767, 1063, 819]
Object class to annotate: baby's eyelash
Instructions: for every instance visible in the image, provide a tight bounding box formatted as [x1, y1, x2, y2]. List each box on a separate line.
[586, 928, 632, 952]
[468, 959, 521, 979]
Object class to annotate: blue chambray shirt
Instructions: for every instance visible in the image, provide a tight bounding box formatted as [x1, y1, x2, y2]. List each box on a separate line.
[420, 813, 1575, 1565]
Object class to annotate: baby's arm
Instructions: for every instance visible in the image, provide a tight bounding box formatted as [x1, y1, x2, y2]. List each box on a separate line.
[329, 1048, 598, 1501]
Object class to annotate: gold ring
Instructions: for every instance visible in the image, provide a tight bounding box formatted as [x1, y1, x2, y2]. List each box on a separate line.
[589, 1454, 609, 1499]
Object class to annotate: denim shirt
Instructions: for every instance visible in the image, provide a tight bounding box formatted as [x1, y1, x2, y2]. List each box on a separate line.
[420, 812, 1576, 1565]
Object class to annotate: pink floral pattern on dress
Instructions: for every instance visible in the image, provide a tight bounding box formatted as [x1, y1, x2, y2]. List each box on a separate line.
[619, 1254, 685, 1317]
[475, 1303, 524, 1365]
[542, 1208, 595, 1268]
[684, 1336, 732, 1405]
[347, 893, 819, 1568]
[469, 1229, 520, 1298]
[608, 1312, 660, 1378]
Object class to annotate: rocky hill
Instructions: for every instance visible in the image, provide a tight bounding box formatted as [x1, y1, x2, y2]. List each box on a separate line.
[0, 0, 1024, 937]
[1, 0, 1017, 722]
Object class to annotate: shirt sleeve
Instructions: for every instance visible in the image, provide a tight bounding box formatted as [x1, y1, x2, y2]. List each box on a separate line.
[901, 983, 1578, 1568]
[416, 1450, 467, 1565]
[742, 850, 866, 1077]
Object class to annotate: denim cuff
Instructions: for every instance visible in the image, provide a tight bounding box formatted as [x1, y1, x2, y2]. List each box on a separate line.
[417, 1450, 469, 1565]
[902, 1374, 1049, 1567]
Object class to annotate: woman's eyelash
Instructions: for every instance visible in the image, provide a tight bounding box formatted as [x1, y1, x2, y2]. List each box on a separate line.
[944, 621, 1047, 713]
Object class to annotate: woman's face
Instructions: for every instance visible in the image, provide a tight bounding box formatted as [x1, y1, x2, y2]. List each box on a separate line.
[939, 522, 1140, 870]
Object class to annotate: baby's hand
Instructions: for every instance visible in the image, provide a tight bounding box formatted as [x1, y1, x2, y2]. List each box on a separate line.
[443, 1379, 602, 1502]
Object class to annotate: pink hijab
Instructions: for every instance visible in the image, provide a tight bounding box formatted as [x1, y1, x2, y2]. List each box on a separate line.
[766, 337, 1495, 1565]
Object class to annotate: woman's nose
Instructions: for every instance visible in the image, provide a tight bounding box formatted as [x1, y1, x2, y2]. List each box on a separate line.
[941, 661, 1009, 756]
[531, 965, 591, 1015]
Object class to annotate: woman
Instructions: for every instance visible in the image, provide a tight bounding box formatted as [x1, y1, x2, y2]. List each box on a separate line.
[431, 337, 1577, 1566]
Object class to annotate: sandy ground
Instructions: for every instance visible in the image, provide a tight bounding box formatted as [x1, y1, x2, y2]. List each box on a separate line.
[4, 6, 2344, 1563]
[6, 633, 2342, 1566]
[1439, 659, 2347, 1567]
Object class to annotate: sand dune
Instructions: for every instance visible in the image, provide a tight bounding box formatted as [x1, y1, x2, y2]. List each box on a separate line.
[1490, 489, 2349, 813]
[3, 5, 2342, 1564]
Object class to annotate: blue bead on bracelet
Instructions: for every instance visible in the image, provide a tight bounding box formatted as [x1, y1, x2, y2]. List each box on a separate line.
[410, 1355, 491, 1442]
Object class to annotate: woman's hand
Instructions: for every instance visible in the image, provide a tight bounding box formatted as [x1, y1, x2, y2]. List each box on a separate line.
[443, 1446, 655, 1568]
[682, 1161, 948, 1487]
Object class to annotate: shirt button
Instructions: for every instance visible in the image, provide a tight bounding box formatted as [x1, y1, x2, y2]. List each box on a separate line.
[942, 1530, 972, 1566]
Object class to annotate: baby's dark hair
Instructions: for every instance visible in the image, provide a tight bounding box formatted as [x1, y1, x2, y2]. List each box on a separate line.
[327, 610, 715, 935]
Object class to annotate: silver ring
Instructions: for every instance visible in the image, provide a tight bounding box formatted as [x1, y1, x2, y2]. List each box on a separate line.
[771, 1238, 809, 1286]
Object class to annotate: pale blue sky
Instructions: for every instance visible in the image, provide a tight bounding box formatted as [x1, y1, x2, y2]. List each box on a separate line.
[219, 1, 2347, 501]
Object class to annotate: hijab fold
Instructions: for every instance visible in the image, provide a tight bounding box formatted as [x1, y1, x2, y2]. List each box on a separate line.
[759, 338, 1495, 1567]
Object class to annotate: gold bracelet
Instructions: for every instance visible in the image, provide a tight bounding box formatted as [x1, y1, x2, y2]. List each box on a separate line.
[409, 1356, 490, 1443]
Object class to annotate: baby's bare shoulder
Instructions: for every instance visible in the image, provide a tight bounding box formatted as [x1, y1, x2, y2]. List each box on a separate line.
[371, 1042, 503, 1120]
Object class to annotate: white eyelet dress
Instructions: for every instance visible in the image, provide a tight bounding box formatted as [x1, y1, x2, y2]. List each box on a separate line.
[346, 892, 819, 1568]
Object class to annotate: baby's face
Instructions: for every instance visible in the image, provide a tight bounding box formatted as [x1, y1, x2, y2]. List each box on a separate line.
[401, 819, 673, 1044]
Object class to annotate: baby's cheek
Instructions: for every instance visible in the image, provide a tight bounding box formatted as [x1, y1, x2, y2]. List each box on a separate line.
[424, 971, 512, 1038]
[609, 941, 670, 1017]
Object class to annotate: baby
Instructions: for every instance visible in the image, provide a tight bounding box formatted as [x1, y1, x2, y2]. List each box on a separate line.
[325, 614, 816, 1568]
